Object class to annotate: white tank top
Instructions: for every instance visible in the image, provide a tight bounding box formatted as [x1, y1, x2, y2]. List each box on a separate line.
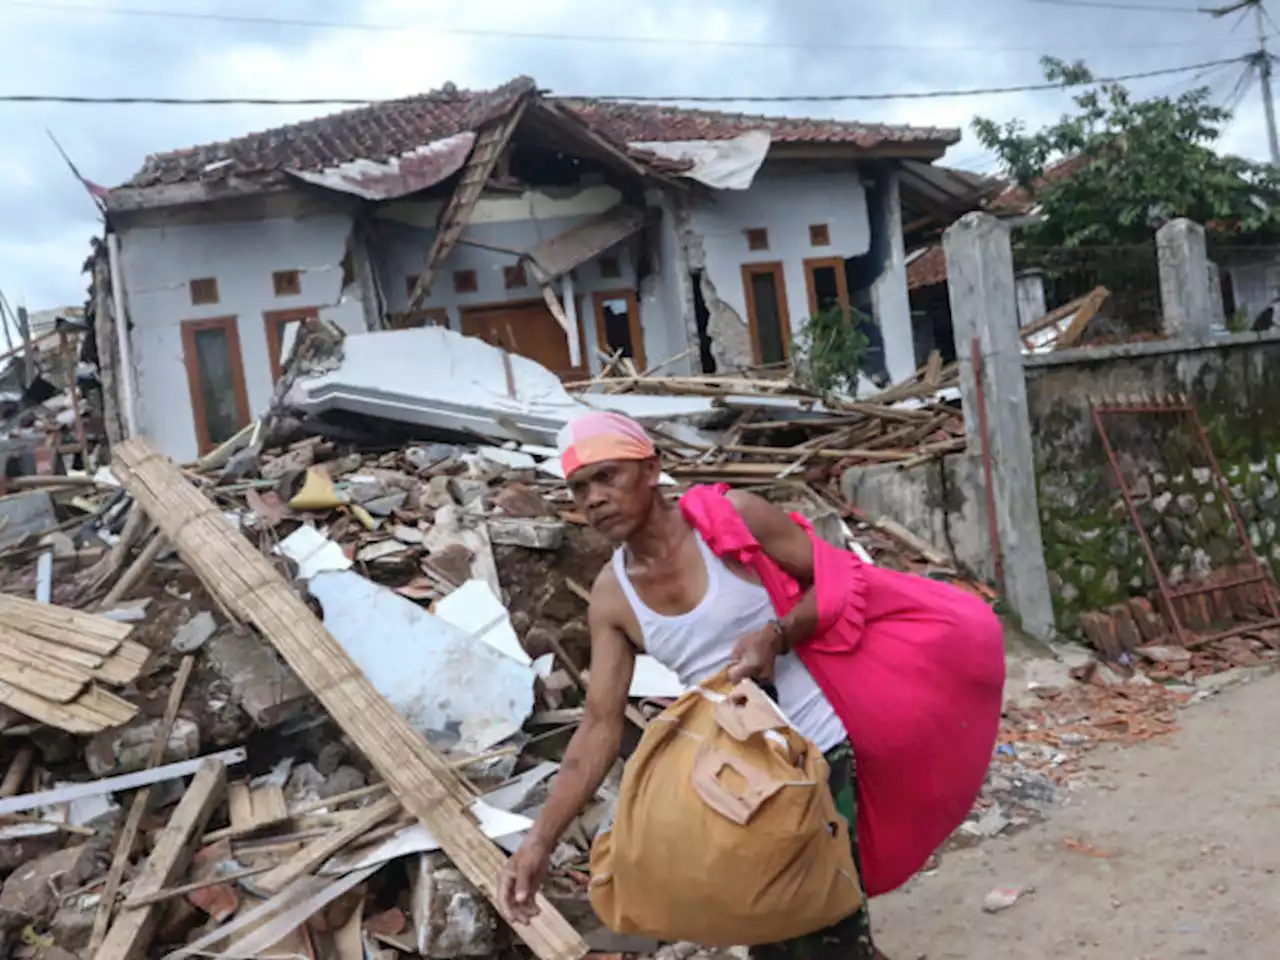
[611, 533, 845, 752]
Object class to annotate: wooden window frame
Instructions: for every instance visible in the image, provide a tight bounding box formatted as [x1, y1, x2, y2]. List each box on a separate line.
[809, 223, 831, 247]
[745, 227, 769, 252]
[802, 256, 851, 318]
[263, 307, 320, 382]
[592, 289, 646, 371]
[740, 262, 792, 365]
[503, 263, 528, 290]
[453, 269, 479, 294]
[189, 277, 219, 306]
[599, 255, 622, 279]
[181, 316, 250, 455]
[272, 270, 301, 297]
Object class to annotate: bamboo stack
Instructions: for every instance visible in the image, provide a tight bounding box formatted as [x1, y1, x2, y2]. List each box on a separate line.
[0, 594, 147, 733]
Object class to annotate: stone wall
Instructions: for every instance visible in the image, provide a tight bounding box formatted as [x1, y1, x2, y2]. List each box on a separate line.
[1025, 331, 1280, 638]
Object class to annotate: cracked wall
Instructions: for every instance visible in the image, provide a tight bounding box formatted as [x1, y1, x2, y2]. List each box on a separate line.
[118, 212, 366, 462]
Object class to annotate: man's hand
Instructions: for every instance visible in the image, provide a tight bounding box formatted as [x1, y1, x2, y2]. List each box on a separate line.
[498, 836, 553, 925]
[727, 621, 786, 683]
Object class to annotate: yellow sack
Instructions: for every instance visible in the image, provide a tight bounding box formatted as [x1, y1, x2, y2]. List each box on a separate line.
[588, 669, 861, 947]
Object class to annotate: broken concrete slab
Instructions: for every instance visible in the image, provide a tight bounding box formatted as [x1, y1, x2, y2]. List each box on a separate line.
[203, 627, 310, 729]
[491, 483, 552, 518]
[308, 570, 535, 755]
[276, 525, 353, 580]
[85, 715, 200, 777]
[487, 517, 566, 551]
[171, 611, 217, 654]
[0, 844, 96, 926]
[0, 491, 56, 551]
[411, 852, 499, 959]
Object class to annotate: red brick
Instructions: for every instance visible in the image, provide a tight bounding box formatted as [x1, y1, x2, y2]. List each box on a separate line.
[1080, 611, 1123, 660]
[1106, 604, 1142, 653]
[1128, 597, 1169, 642]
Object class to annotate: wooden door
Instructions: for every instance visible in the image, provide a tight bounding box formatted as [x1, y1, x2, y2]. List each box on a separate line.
[460, 300, 585, 379]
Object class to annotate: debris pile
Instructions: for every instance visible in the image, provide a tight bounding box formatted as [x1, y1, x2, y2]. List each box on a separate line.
[0, 324, 983, 960]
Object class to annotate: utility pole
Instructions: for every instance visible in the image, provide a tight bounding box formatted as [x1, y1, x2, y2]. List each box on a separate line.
[1257, 2, 1280, 163]
[1209, 0, 1280, 164]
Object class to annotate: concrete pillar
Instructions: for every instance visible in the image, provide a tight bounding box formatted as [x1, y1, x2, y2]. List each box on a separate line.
[869, 166, 916, 384]
[942, 212, 1056, 640]
[1156, 218, 1213, 341]
[1014, 270, 1047, 327]
[1206, 260, 1226, 331]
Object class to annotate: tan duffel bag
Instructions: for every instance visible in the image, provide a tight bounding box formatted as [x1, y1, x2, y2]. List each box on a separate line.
[588, 669, 861, 947]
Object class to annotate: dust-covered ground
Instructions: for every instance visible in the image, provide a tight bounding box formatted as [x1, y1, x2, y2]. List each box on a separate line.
[871, 670, 1280, 960]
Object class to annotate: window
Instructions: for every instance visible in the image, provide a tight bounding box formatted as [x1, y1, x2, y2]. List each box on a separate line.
[740, 262, 791, 365]
[189, 277, 219, 306]
[453, 269, 478, 294]
[599, 255, 622, 279]
[745, 228, 769, 252]
[593, 290, 646, 370]
[272, 270, 301, 297]
[263, 308, 319, 381]
[803, 257, 851, 318]
[809, 224, 831, 247]
[181, 317, 249, 454]
[388, 308, 450, 330]
[503, 263, 527, 290]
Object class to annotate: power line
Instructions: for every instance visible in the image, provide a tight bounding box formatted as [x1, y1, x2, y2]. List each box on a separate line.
[1026, 0, 1211, 11]
[0, 0, 1260, 54]
[0, 56, 1250, 107]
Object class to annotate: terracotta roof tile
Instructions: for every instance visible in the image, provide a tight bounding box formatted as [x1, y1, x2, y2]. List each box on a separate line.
[121, 78, 960, 190]
[906, 245, 947, 290]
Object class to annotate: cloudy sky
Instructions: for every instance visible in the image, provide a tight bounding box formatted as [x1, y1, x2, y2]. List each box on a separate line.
[0, 0, 1272, 313]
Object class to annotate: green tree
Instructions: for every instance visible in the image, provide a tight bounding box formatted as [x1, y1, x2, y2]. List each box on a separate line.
[973, 58, 1280, 247]
[791, 305, 870, 398]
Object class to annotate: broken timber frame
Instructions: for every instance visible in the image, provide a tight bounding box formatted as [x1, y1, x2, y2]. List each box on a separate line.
[110, 438, 587, 960]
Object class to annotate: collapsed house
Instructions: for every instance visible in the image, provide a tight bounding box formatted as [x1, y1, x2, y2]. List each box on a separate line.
[89, 76, 965, 463]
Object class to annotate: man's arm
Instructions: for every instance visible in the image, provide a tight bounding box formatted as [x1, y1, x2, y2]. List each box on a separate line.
[725, 490, 821, 680]
[499, 574, 635, 922]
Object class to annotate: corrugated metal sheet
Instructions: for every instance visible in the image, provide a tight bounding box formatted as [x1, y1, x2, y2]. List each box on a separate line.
[525, 205, 646, 281]
[287, 132, 476, 201]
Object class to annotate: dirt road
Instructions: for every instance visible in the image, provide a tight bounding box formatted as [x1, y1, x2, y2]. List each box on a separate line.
[871, 671, 1280, 959]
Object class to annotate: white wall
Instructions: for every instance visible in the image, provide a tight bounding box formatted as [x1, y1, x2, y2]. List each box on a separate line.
[119, 213, 365, 462]
[1227, 262, 1280, 322]
[687, 167, 871, 350]
[373, 187, 685, 375]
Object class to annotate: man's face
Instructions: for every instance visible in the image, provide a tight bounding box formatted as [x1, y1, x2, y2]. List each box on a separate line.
[567, 458, 659, 543]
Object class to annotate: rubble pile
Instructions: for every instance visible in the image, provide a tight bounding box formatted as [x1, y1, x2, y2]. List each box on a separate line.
[0, 329, 982, 960]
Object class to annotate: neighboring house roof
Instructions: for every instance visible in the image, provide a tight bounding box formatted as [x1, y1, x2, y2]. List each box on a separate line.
[906, 245, 948, 291]
[121, 77, 960, 191]
[988, 155, 1089, 216]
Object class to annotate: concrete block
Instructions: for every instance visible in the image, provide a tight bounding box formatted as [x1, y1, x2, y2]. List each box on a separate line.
[486, 517, 566, 550]
[411, 852, 498, 958]
[203, 627, 309, 729]
[85, 715, 200, 777]
[0, 844, 95, 925]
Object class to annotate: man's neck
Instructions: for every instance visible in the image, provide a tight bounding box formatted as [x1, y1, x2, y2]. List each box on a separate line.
[624, 497, 689, 565]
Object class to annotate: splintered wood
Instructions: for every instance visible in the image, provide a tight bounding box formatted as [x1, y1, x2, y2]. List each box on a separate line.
[110, 438, 588, 960]
[0, 594, 149, 732]
[569, 356, 964, 484]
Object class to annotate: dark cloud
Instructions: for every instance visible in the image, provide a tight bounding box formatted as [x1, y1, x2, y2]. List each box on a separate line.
[0, 0, 1267, 309]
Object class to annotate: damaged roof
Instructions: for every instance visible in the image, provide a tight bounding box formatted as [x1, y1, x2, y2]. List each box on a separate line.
[122, 77, 961, 190]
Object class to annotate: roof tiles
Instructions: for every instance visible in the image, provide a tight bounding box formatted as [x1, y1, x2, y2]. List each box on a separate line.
[122, 79, 960, 190]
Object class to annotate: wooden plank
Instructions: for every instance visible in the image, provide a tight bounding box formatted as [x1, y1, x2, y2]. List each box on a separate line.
[252, 784, 288, 824]
[110, 438, 588, 960]
[89, 655, 196, 954]
[0, 649, 88, 702]
[0, 679, 137, 734]
[0, 626, 104, 670]
[0, 745, 34, 797]
[0, 594, 132, 654]
[227, 782, 254, 831]
[1056, 286, 1111, 350]
[93, 758, 227, 960]
[250, 794, 400, 896]
[99, 532, 167, 611]
[90, 641, 150, 687]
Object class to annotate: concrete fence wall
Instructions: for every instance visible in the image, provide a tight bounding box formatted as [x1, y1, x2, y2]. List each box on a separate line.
[844, 213, 1279, 644]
